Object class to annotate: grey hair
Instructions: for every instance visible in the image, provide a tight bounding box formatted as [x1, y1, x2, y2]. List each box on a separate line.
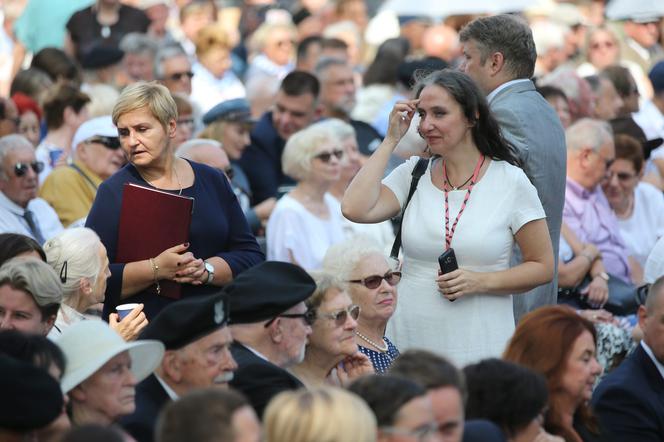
[0, 257, 63, 307]
[153, 43, 189, 80]
[43, 228, 103, 302]
[314, 56, 349, 80]
[120, 32, 158, 56]
[176, 138, 222, 157]
[282, 120, 338, 181]
[565, 118, 613, 152]
[322, 234, 385, 283]
[306, 271, 346, 312]
[314, 118, 356, 142]
[0, 135, 34, 180]
[459, 14, 536, 79]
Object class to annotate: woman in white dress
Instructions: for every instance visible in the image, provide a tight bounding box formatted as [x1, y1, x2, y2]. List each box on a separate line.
[342, 69, 554, 366]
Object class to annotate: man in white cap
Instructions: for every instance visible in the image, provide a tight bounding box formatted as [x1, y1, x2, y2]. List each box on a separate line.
[39, 115, 125, 227]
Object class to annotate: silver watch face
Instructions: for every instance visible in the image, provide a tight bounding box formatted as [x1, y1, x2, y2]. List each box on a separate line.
[205, 262, 214, 273]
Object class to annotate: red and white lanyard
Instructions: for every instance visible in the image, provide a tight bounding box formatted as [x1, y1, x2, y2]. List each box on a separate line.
[443, 155, 485, 250]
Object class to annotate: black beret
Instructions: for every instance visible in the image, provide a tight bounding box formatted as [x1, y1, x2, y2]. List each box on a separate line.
[138, 292, 230, 350]
[223, 261, 316, 324]
[80, 45, 125, 69]
[0, 355, 63, 431]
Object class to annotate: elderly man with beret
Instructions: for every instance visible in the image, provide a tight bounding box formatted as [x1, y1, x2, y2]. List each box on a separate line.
[120, 292, 236, 442]
[227, 261, 316, 418]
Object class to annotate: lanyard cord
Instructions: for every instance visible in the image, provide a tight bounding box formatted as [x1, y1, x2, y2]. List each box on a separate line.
[443, 155, 485, 250]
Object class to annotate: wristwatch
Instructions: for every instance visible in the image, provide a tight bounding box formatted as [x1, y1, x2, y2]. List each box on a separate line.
[204, 261, 214, 285]
[594, 271, 610, 282]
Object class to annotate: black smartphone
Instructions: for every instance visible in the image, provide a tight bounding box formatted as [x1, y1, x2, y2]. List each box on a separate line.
[438, 248, 459, 274]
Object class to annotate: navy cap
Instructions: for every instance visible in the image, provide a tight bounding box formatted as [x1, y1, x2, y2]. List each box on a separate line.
[139, 292, 230, 350]
[223, 261, 316, 325]
[610, 116, 663, 159]
[202, 98, 255, 125]
[0, 355, 64, 431]
[649, 61, 664, 94]
[80, 45, 124, 70]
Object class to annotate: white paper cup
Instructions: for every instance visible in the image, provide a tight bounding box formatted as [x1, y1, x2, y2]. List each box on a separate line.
[116, 303, 140, 321]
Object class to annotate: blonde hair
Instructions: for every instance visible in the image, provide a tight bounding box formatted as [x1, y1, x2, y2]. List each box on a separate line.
[112, 81, 177, 128]
[195, 23, 232, 57]
[282, 121, 338, 181]
[306, 271, 345, 312]
[264, 387, 377, 442]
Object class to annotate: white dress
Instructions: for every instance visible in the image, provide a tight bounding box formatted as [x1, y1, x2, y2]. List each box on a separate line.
[382, 157, 545, 367]
[266, 193, 345, 270]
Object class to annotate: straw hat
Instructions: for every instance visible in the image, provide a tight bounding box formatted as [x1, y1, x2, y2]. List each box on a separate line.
[56, 320, 164, 394]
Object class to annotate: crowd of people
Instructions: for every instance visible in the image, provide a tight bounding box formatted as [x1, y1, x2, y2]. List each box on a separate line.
[1, 0, 664, 441]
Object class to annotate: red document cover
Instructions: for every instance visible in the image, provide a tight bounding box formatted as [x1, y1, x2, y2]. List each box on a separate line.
[116, 183, 194, 299]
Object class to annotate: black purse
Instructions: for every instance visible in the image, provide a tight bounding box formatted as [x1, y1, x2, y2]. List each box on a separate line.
[558, 273, 639, 316]
[390, 158, 429, 260]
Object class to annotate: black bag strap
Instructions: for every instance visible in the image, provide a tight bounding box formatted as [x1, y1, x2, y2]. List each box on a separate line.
[390, 158, 429, 259]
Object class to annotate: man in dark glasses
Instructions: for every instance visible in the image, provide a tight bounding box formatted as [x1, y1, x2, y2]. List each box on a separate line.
[39, 116, 125, 227]
[155, 44, 194, 96]
[225, 261, 317, 418]
[0, 135, 63, 244]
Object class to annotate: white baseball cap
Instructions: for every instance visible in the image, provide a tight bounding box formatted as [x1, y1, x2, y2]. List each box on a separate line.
[71, 115, 118, 152]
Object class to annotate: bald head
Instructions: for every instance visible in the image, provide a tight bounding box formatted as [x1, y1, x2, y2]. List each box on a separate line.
[176, 138, 230, 174]
[422, 25, 460, 61]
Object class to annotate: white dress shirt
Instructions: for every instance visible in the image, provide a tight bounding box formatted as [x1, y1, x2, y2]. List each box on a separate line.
[0, 192, 63, 243]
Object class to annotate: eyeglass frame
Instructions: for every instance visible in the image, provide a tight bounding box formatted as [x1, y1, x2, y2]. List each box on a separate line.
[317, 304, 361, 327]
[86, 136, 121, 150]
[313, 149, 344, 163]
[380, 422, 440, 442]
[604, 170, 638, 182]
[167, 71, 194, 81]
[13, 161, 44, 177]
[348, 271, 402, 289]
[264, 309, 317, 328]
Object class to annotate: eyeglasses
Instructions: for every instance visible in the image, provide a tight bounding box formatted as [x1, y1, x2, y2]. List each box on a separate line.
[381, 422, 440, 442]
[276, 39, 296, 48]
[87, 136, 121, 150]
[264, 309, 317, 328]
[13, 161, 44, 177]
[313, 149, 344, 163]
[348, 271, 402, 289]
[605, 170, 637, 182]
[317, 304, 360, 327]
[168, 71, 194, 81]
[590, 41, 616, 50]
[177, 118, 195, 127]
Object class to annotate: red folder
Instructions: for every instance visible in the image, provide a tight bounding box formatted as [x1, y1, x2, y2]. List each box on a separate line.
[116, 183, 194, 299]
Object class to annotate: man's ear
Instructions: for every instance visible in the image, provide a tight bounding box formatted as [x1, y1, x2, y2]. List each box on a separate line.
[79, 277, 93, 295]
[268, 319, 284, 344]
[69, 384, 86, 402]
[162, 351, 183, 383]
[488, 51, 505, 76]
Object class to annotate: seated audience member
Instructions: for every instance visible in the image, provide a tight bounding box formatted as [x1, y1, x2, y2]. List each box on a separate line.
[602, 65, 641, 118]
[0, 354, 64, 442]
[227, 261, 316, 418]
[153, 44, 193, 97]
[56, 320, 164, 428]
[537, 85, 572, 129]
[584, 74, 623, 121]
[539, 68, 594, 123]
[40, 116, 125, 227]
[348, 374, 442, 442]
[79, 45, 126, 89]
[291, 272, 373, 387]
[30, 47, 82, 87]
[563, 118, 640, 285]
[120, 33, 158, 83]
[645, 236, 664, 284]
[592, 275, 664, 440]
[171, 93, 195, 148]
[121, 293, 236, 442]
[156, 389, 260, 442]
[0, 233, 45, 266]
[9, 68, 53, 111]
[176, 139, 231, 176]
[0, 97, 19, 137]
[265, 387, 375, 442]
[44, 228, 147, 341]
[0, 258, 62, 335]
[11, 92, 42, 148]
[504, 306, 604, 441]
[602, 134, 664, 267]
[0, 135, 63, 243]
[266, 122, 345, 270]
[238, 71, 320, 205]
[463, 359, 554, 442]
[323, 236, 400, 372]
[634, 61, 664, 181]
[296, 35, 323, 72]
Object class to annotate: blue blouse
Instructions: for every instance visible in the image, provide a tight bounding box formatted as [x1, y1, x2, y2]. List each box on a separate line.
[86, 160, 264, 319]
[358, 337, 400, 374]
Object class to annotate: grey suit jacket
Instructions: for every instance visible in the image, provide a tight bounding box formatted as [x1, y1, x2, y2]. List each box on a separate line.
[490, 80, 566, 321]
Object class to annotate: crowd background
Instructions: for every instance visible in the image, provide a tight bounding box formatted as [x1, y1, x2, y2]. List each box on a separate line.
[1, 0, 664, 441]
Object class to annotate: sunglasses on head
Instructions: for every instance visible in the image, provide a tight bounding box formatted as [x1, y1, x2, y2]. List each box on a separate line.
[264, 309, 317, 328]
[318, 304, 361, 327]
[314, 149, 344, 163]
[168, 71, 194, 81]
[348, 271, 402, 289]
[14, 161, 44, 177]
[87, 136, 121, 150]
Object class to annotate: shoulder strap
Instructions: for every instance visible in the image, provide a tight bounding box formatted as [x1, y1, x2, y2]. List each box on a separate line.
[69, 163, 99, 191]
[390, 158, 429, 259]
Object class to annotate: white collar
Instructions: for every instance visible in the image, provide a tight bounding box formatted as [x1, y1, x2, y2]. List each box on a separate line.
[155, 373, 179, 400]
[487, 78, 531, 103]
[0, 191, 26, 216]
[242, 343, 270, 362]
[640, 341, 664, 381]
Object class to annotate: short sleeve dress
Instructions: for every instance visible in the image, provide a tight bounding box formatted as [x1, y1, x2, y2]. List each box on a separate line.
[382, 157, 545, 366]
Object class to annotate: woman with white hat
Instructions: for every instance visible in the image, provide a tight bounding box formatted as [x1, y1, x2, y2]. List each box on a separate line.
[56, 320, 164, 427]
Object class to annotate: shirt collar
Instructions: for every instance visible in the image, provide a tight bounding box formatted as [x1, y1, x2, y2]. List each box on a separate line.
[487, 78, 531, 103]
[566, 177, 596, 199]
[242, 343, 270, 362]
[640, 341, 664, 381]
[0, 191, 26, 215]
[155, 373, 179, 400]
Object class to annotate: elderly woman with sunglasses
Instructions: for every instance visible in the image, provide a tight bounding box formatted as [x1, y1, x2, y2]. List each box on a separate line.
[266, 121, 346, 270]
[290, 272, 374, 388]
[323, 235, 400, 373]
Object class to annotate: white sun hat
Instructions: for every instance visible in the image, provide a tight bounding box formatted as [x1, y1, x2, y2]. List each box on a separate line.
[56, 320, 164, 394]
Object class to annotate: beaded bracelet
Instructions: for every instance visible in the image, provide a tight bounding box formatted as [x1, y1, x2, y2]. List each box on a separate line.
[149, 257, 161, 295]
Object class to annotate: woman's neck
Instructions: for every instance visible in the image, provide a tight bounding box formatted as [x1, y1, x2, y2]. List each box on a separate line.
[442, 146, 483, 188]
[612, 194, 634, 219]
[293, 180, 328, 202]
[292, 347, 341, 386]
[72, 403, 113, 427]
[136, 156, 178, 186]
[66, 293, 91, 317]
[45, 126, 74, 150]
[355, 318, 386, 343]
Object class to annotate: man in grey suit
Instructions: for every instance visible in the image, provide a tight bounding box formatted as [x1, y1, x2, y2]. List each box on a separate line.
[459, 14, 566, 320]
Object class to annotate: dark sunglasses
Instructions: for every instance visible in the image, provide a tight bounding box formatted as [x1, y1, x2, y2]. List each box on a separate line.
[348, 271, 402, 289]
[264, 309, 317, 328]
[313, 149, 344, 163]
[318, 304, 360, 327]
[14, 161, 44, 177]
[87, 136, 121, 150]
[168, 71, 194, 81]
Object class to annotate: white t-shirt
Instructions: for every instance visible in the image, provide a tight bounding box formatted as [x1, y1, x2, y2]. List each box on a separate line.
[617, 182, 664, 267]
[645, 236, 664, 284]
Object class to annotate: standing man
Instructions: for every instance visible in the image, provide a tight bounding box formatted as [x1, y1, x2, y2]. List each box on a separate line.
[459, 14, 566, 319]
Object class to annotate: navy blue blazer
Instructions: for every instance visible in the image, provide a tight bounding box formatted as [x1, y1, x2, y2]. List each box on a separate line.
[120, 374, 171, 442]
[592, 344, 664, 441]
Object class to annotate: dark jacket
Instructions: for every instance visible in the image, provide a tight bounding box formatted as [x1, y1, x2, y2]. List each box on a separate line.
[120, 374, 171, 442]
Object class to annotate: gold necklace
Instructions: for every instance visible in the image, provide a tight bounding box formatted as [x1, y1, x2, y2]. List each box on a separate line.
[140, 164, 183, 196]
[355, 331, 388, 352]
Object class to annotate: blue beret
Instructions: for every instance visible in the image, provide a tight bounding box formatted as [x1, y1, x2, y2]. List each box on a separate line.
[223, 261, 316, 324]
[202, 98, 255, 125]
[139, 292, 230, 350]
[650, 61, 664, 94]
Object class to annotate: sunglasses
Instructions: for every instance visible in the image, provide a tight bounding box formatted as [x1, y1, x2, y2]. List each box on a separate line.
[87, 136, 121, 150]
[318, 304, 360, 327]
[264, 309, 317, 328]
[348, 271, 402, 289]
[168, 71, 194, 81]
[313, 149, 344, 163]
[605, 170, 637, 182]
[14, 161, 44, 177]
